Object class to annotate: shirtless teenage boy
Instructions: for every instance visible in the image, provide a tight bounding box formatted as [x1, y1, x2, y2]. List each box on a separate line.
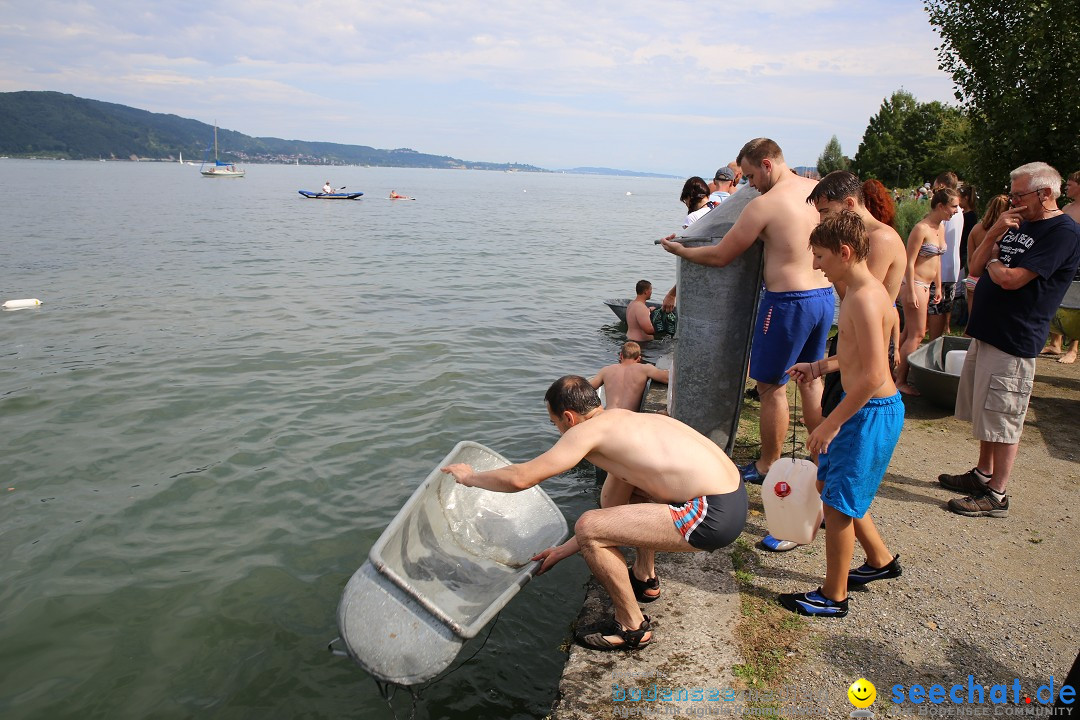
[590, 341, 669, 411]
[442, 375, 745, 651]
[626, 280, 656, 342]
[805, 170, 907, 427]
[808, 171, 906, 303]
[780, 211, 904, 617]
[660, 138, 833, 484]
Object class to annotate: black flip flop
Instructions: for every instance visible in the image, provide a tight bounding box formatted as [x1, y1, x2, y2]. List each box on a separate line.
[628, 567, 661, 603]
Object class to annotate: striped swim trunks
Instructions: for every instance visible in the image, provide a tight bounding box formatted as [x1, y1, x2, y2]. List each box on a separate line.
[668, 484, 748, 551]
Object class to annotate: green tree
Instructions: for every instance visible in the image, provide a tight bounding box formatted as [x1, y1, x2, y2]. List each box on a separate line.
[816, 135, 849, 176]
[902, 101, 971, 181]
[852, 90, 972, 189]
[920, 108, 972, 182]
[924, 0, 1080, 195]
[852, 90, 921, 188]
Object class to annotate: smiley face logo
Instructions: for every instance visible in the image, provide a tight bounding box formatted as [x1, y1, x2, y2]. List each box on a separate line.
[848, 678, 876, 708]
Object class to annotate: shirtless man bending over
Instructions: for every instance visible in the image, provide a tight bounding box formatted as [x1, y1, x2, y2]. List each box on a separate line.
[626, 280, 656, 342]
[442, 375, 745, 651]
[660, 138, 833, 484]
[590, 341, 669, 411]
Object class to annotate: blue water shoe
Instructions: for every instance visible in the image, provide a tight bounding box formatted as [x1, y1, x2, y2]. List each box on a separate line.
[740, 460, 765, 485]
[761, 534, 799, 552]
[778, 588, 849, 617]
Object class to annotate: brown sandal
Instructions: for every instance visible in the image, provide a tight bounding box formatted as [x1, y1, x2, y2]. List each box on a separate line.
[576, 615, 653, 651]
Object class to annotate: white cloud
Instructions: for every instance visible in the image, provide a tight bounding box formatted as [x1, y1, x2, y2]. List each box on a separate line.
[0, 0, 959, 173]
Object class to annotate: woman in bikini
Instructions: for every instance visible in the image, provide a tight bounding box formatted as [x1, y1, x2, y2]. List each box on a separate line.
[894, 187, 959, 395]
[963, 194, 1009, 321]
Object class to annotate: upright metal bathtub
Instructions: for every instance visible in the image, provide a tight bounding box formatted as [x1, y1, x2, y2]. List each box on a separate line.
[667, 187, 764, 454]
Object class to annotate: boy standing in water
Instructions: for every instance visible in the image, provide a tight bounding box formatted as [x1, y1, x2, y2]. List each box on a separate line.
[780, 211, 905, 617]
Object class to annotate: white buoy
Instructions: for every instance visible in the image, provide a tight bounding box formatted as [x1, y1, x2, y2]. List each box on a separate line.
[2, 298, 42, 310]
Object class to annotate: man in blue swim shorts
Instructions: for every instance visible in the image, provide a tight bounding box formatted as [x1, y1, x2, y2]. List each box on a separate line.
[442, 375, 746, 651]
[661, 138, 834, 484]
[780, 212, 905, 618]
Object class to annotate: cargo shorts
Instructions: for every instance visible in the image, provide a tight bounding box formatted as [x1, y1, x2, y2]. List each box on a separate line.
[954, 339, 1034, 444]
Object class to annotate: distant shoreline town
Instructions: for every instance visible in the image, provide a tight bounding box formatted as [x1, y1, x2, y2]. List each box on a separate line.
[0, 90, 682, 178]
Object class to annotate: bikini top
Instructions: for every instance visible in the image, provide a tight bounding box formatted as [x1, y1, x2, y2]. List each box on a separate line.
[918, 242, 946, 258]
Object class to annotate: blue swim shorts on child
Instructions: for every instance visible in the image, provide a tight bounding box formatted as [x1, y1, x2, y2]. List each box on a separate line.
[819, 392, 904, 518]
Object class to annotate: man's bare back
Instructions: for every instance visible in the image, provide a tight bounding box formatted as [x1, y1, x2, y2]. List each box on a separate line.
[865, 220, 907, 302]
[591, 348, 669, 411]
[824, 210, 906, 302]
[444, 407, 739, 503]
[574, 410, 738, 502]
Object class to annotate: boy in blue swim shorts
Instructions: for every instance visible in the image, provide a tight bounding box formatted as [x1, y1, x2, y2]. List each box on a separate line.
[779, 211, 905, 618]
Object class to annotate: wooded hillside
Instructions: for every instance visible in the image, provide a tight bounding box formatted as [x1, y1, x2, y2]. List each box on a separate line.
[0, 91, 541, 171]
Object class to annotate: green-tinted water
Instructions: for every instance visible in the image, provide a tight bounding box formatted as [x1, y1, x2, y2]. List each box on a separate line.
[0, 160, 678, 718]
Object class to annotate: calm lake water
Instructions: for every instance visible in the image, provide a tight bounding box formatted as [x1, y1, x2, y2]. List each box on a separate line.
[0, 160, 680, 719]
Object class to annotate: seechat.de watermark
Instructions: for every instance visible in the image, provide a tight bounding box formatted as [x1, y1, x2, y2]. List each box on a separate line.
[891, 676, 1074, 705]
[883, 676, 1075, 717]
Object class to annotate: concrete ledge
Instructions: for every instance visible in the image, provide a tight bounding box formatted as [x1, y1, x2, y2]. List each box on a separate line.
[550, 549, 741, 719]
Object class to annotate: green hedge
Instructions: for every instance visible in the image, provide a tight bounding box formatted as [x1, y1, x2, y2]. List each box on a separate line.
[894, 198, 928, 242]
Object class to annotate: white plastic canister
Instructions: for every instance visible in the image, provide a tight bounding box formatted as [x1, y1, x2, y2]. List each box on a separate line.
[944, 350, 966, 376]
[761, 458, 824, 545]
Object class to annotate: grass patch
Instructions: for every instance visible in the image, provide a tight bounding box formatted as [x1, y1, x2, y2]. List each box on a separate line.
[729, 532, 811, 690]
[734, 569, 755, 585]
[731, 536, 755, 573]
[732, 591, 809, 688]
[729, 394, 814, 707]
[733, 381, 763, 466]
[733, 380, 810, 467]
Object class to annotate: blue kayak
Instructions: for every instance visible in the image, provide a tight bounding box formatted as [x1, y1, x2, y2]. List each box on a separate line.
[298, 190, 364, 200]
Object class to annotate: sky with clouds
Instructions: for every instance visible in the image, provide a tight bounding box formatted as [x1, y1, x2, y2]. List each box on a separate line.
[0, 1, 958, 175]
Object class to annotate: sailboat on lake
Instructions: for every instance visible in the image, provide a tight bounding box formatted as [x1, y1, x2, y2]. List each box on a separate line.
[200, 124, 245, 178]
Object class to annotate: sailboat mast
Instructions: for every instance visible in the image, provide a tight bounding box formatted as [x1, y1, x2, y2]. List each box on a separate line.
[214, 123, 219, 161]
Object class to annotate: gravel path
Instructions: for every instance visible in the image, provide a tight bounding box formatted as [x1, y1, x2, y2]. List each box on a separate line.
[743, 353, 1080, 717]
